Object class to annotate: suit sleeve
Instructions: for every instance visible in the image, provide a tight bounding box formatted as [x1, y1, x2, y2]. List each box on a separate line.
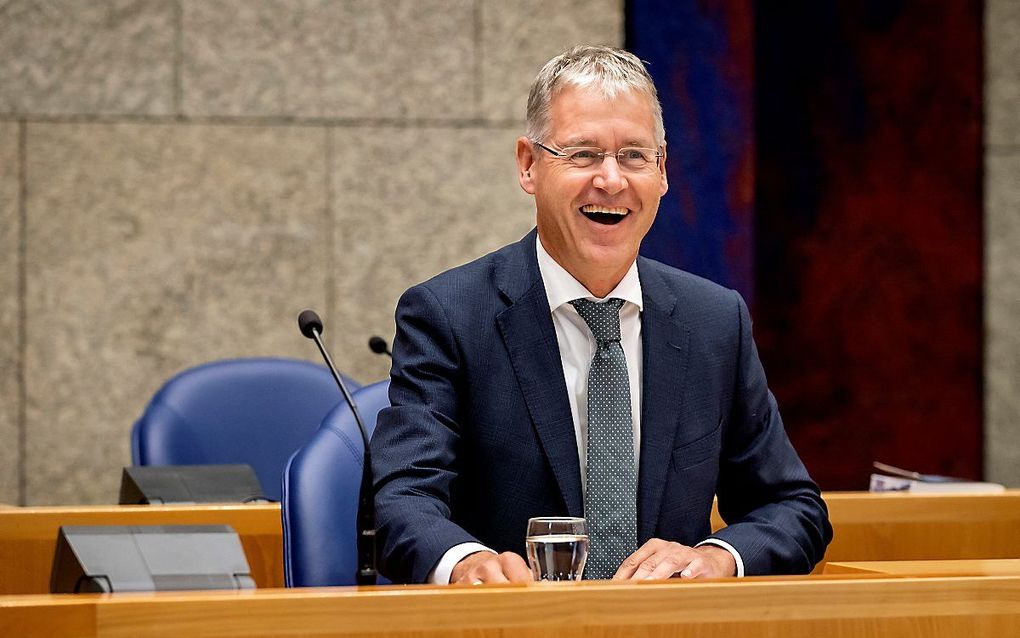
[706, 290, 833, 574]
[371, 283, 480, 583]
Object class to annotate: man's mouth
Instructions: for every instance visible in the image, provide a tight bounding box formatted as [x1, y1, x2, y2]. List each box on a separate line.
[580, 204, 629, 225]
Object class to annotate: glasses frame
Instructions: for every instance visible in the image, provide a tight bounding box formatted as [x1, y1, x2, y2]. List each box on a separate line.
[531, 140, 664, 171]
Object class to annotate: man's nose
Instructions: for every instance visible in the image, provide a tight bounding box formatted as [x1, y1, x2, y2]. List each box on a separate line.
[593, 155, 628, 194]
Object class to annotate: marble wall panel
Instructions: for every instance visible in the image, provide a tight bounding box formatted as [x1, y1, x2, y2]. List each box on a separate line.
[0, 1, 175, 116]
[24, 123, 329, 504]
[479, 0, 624, 122]
[181, 0, 475, 119]
[0, 123, 20, 504]
[330, 126, 536, 383]
[986, 152, 1020, 487]
[987, 0, 1020, 146]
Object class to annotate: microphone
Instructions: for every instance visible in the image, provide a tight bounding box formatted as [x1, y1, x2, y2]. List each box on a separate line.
[297, 309, 377, 586]
[368, 336, 392, 358]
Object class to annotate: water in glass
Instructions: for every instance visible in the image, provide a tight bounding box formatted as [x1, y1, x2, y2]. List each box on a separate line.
[525, 517, 589, 581]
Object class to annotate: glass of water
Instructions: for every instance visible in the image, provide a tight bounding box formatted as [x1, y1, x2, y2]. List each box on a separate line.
[525, 516, 589, 581]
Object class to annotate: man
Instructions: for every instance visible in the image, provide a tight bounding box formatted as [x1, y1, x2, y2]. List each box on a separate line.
[372, 45, 832, 585]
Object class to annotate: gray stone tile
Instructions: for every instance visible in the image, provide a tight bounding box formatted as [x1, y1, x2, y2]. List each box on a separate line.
[181, 0, 475, 119]
[480, 0, 624, 122]
[0, 122, 20, 504]
[0, 1, 175, 116]
[329, 126, 536, 383]
[987, 0, 1020, 146]
[985, 152, 1020, 487]
[24, 122, 329, 504]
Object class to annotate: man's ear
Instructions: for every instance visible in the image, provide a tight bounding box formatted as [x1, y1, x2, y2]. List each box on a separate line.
[516, 137, 537, 194]
[658, 141, 668, 196]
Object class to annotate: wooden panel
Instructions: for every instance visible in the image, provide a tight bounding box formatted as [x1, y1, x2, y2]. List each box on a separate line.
[711, 491, 1020, 571]
[0, 594, 96, 636]
[824, 559, 1020, 577]
[2, 576, 1019, 637]
[4, 491, 1018, 595]
[0, 504, 282, 594]
[817, 491, 1020, 569]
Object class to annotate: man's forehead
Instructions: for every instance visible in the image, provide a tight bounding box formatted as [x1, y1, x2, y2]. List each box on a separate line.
[555, 134, 654, 147]
[547, 86, 658, 146]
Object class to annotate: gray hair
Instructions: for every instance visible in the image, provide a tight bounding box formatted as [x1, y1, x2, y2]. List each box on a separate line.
[525, 45, 665, 145]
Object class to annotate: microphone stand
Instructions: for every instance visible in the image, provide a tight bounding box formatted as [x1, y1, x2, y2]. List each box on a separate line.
[298, 310, 377, 586]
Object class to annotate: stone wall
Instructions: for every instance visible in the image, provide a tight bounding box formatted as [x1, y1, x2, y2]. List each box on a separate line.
[0, 0, 623, 504]
[985, 0, 1020, 486]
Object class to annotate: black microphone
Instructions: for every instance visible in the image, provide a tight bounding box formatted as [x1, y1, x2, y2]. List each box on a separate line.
[297, 309, 377, 586]
[368, 336, 392, 358]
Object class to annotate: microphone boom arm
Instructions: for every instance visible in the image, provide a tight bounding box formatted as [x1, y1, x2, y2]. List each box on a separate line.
[308, 328, 369, 449]
[298, 310, 377, 586]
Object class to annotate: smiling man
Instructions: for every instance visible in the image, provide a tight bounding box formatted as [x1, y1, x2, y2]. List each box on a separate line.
[372, 45, 832, 585]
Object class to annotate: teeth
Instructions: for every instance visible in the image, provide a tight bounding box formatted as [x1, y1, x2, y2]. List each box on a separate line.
[581, 205, 628, 215]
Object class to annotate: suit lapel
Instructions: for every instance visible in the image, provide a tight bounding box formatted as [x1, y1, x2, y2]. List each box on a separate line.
[495, 231, 584, 517]
[637, 260, 690, 541]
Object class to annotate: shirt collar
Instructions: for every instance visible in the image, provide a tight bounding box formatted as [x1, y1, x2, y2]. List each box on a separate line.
[536, 234, 643, 313]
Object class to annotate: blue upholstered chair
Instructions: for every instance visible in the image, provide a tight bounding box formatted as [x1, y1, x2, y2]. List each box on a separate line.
[131, 358, 359, 502]
[282, 379, 391, 587]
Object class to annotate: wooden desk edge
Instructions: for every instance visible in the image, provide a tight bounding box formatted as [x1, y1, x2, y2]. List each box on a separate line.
[3, 575, 1020, 638]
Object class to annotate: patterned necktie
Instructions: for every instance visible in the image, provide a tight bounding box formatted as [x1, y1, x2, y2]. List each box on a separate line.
[569, 297, 637, 579]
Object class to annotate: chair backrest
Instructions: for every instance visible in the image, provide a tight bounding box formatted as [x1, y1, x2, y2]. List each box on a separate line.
[282, 379, 391, 587]
[131, 358, 359, 502]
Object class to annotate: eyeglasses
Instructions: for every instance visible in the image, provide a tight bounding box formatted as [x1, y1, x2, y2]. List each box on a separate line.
[532, 140, 663, 171]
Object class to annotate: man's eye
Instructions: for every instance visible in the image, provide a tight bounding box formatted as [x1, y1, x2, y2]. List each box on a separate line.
[570, 150, 599, 160]
[623, 149, 648, 161]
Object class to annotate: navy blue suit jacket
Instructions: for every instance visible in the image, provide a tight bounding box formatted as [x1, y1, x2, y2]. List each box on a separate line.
[372, 230, 832, 583]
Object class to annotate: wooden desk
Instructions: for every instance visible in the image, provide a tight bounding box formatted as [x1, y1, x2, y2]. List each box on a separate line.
[816, 491, 1020, 570]
[824, 559, 1020, 577]
[0, 504, 282, 595]
[3, 490, 1018, 595]
[2, 576, 1019, 637]
[711, 490, 1020, 571]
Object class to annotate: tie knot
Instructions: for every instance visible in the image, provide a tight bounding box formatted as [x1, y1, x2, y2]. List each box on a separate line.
[570, 298, 624, 343]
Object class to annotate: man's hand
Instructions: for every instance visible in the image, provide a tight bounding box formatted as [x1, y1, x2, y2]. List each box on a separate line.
[450, 551, 532, 584]
[613, 539, 737, 580]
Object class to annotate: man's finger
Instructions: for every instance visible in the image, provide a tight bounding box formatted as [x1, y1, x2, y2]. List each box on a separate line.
[612, 539, 664, 580]
[646, 553, 688, 580]
[483, 572, 510, 583]
[453, 553, 507, 584]
[478, 558, 511, 583]
[678, 556, 706, 578]
[499, 552, 533, 582]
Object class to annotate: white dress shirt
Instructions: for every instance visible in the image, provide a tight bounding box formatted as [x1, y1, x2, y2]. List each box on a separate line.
[428, 237, 743, 582]
[538, 235, 644, 486]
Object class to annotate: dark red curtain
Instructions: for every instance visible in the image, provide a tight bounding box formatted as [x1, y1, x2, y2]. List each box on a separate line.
[630, 0, 983, 489]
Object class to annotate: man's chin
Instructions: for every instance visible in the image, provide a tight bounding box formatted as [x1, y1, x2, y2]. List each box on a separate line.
[577, 241, 639, 271]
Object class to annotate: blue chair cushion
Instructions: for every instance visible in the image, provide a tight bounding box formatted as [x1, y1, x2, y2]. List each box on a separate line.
[282, 380, 391, 586]
[132, 357, 359, 501]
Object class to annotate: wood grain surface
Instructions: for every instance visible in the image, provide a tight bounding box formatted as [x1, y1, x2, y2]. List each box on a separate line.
[0, 503, 282, 594]
[824, 559, 1020, 576]
[3, 491, 1018, 595]
[712, 490, 1020, 572]
[2, 575, 1019, 637]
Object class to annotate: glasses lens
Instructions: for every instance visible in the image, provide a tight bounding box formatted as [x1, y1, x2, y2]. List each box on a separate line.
[559, 147, 659, 170]
[618, 148, 656, 170]
[566, 148, 601, 168]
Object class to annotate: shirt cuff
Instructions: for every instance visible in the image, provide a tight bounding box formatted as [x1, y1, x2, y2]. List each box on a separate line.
[428, 542, 497, 584]
[695, 538, 745, 577]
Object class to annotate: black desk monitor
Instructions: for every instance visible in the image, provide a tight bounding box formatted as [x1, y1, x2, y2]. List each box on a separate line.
[119, 464, 266, 504]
